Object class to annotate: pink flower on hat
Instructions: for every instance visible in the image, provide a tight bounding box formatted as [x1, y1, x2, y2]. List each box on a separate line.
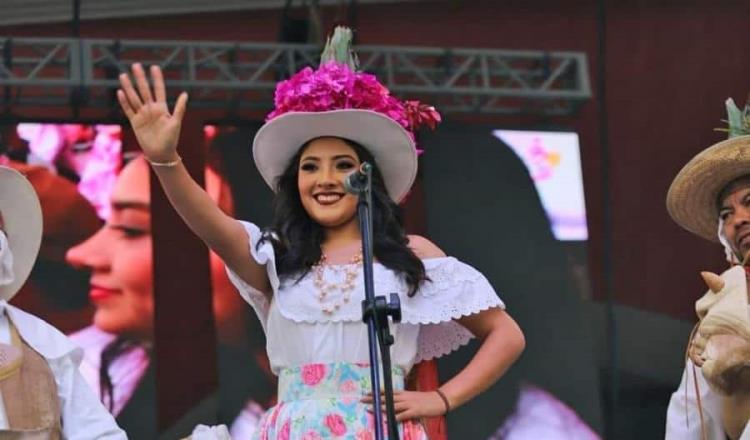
[404, 100, 442, 131]
[266, 61, 439, 146]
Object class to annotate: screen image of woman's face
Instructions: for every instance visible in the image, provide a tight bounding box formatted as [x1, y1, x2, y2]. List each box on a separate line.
[66, 157, 245, 341]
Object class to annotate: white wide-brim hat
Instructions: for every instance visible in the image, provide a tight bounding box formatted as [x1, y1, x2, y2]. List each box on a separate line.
[0, 166, 43, 301]
[666, 135, 750, 242]
[252, 109, 418, 203]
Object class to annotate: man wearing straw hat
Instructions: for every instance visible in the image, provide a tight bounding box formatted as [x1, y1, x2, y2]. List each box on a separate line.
[0, 165, 126, 439]
[665, 99, 750, 440]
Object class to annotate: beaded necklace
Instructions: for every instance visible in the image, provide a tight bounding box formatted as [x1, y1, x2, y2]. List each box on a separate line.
[312, 252, 363, 314]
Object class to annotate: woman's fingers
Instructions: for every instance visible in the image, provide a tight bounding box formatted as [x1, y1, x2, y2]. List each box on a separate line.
[116, 89, 135, 119]
[380, 402, 408, 413]
[395, 409, 417, 422]
[132, 63, 154, 104]
[151, 65, 167, 103]
[173, 92, 189, 122]
[361, 391, 403, 404]
[118, 72, 142, 112]
[118, 63, 187, 121]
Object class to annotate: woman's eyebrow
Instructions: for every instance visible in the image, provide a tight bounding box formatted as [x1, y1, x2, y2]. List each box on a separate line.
[111, 201, 151, 211]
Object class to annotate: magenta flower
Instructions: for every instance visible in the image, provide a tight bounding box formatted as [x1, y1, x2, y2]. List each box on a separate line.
[403, 100, 442, 131]
[266, 61, 440, 149]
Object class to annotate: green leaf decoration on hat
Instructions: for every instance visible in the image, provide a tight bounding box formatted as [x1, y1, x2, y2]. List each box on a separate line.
[716, 97, 750, 138]
[320, 26, 359, 71]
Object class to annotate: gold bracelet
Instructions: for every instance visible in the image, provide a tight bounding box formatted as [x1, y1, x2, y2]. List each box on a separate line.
[435, 388, 451, 414]
[146, 155, 182, 167]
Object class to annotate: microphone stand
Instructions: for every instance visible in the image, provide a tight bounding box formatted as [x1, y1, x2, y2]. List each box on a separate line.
[354, 163, 402, 440]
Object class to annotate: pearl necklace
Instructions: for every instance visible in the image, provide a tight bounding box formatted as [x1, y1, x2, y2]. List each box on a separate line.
[312, 252, 363, 314]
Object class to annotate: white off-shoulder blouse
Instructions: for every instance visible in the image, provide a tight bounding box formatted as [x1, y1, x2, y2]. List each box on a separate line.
[226, 221, 505, 375]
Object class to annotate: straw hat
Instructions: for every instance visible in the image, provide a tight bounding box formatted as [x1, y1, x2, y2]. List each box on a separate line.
[666, 136, 750, 242]
[251, 27, 439, 203]
[0, 166, 43, 301]
[254, 109, 418, 203]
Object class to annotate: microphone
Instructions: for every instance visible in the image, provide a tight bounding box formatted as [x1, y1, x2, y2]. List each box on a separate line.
[344, 162, 373, 194]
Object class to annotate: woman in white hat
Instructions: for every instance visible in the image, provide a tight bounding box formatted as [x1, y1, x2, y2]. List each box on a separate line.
[0, 165, 126, 439]
[116, 28, 525, 439]
[665, 99, 750, 440]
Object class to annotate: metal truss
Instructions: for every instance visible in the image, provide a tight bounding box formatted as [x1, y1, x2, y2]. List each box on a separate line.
[0, 37, 591, 116]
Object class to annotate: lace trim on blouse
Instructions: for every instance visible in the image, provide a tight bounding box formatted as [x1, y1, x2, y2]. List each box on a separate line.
[226, 220, 505, 361]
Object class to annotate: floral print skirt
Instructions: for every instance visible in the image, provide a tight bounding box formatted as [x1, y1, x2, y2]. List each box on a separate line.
[253, 362, 428, 440]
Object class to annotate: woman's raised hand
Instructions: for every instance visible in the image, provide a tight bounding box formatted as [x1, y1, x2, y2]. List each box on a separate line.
[117, 63, 188, 163]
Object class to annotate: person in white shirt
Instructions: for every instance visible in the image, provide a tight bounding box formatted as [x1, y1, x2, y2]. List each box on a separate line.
[0, 165, 126, 439]
[665, 98, 750, 440]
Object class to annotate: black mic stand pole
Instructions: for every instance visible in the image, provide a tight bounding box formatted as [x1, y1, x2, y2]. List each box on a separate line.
[355, 162, 402, 440]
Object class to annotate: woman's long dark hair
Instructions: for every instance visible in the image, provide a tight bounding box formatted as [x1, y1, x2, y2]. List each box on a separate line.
[259, 138, 427, 296]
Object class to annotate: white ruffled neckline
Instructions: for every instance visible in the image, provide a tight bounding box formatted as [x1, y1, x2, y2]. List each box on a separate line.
[225, 220, 505, 363]
[273, 256, 501, 324]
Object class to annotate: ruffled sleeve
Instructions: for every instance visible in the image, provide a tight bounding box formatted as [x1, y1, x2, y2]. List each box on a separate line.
[225, 220, 279, 331]
[405, 257, 505, 362]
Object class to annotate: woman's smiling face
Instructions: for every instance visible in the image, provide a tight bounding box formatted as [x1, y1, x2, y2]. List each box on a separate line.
[297, 137, 361, 231]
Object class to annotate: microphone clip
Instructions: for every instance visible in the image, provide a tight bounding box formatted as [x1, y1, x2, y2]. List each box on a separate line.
[344, 162, 373, 195]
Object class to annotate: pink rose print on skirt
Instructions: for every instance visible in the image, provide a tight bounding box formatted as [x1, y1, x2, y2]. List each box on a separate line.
[278, 420, 291, 440]
[301, 431, 323, 440]
[301, 364, 327, 386]
[325, 413, 348, 436]
[356, 429, 374, 440]
[340, 379, 358, 393]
